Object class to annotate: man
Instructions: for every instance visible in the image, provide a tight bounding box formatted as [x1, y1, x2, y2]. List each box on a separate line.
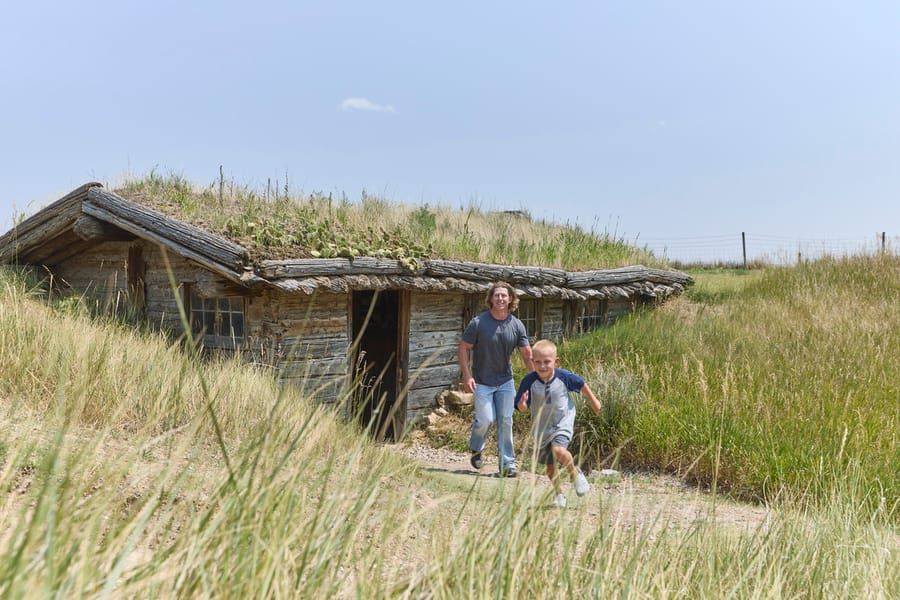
[459, 281, 534, 477]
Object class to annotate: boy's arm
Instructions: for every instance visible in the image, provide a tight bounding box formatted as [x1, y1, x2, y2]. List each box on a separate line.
[514, 379, 530, 412]
[581, 383, 602, 413]
[516, 390, 529, 412]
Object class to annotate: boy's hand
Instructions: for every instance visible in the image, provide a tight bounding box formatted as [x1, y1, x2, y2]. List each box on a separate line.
[516, 391, 529, 412]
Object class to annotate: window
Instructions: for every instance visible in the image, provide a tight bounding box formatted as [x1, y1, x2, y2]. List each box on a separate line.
[189, 288, 245, 347]
[576, 298, 607, 334]
[517, 298, 539, 342]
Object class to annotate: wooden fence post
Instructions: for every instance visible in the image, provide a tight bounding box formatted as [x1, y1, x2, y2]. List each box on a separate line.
[741, 232, 747, 269]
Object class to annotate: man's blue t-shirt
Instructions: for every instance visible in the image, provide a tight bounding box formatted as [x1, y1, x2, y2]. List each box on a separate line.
[462, 311, 529, 387]
[515, 368, 585, 448]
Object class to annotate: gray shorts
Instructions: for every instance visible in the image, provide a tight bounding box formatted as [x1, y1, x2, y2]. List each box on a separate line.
[537, 433, 572, 465]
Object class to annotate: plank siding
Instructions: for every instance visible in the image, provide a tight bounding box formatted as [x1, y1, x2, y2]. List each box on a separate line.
[248, 288, 350, 404]
[406, 292, 465, 421]
[53, 241, 131, 313]
[541, 299, 566, 341]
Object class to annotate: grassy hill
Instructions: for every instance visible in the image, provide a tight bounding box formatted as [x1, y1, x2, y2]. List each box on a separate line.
[0, 255, 897, 597]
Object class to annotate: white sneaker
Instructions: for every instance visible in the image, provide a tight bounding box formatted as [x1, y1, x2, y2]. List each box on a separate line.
[552, 494, 567, 508]
[574, 469, 590, 497]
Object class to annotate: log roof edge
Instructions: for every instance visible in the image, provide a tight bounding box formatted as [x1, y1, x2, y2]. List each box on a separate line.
[0, 183, 693, 293]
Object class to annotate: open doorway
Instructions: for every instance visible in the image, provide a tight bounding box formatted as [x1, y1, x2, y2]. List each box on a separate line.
[351, 290, 407, 441]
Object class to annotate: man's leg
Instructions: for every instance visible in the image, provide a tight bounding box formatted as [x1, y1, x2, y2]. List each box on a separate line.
[495, 379, 517, 475]
[469, 384, 497, 458]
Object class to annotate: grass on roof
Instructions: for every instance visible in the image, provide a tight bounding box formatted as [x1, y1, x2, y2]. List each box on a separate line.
[115, 170, 667, 270]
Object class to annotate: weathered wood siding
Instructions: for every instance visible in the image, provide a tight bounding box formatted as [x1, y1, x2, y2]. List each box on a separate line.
[406, 292, 465, 422]
[540, 298, 566, 341]
[52, 241, 132, 314]
[54, 240, 236, 333]
[247, 288, 350, 404]
[49, 239, 653, 428]
[607, 297, 635, 323]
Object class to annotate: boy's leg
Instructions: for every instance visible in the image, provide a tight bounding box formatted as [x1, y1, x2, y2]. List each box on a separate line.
[552, 443, 590, 496]
[546, 463, 562, 494]
[551, 444, 578, 479]
[494, 380, 517, 475]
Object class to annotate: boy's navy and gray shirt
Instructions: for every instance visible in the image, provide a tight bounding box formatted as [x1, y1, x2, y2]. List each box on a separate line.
[515, 369, 586, 448]
[462, 311, 530, 386]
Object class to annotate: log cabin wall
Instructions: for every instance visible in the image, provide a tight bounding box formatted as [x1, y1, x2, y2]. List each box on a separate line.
[539, 298, 566, 341]
[406, 292, 465, 422]
[248, 288, 350, 404]
[51, 241, 132, 315]
[607, 297, 636, 324]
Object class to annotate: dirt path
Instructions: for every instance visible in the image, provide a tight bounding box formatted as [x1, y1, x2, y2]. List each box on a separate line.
[393, 439, 772, 535]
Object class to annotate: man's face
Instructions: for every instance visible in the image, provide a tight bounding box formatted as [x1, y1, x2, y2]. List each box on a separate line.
[490, 288, 510, 310]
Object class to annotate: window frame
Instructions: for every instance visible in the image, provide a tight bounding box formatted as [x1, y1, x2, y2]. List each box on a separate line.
[574, 298, 608, 335]
[186, 286, 247, 349]
[517, 297, 542, 343]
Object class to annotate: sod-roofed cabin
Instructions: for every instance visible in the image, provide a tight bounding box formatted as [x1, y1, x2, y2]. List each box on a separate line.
[0, 182, 692, 439]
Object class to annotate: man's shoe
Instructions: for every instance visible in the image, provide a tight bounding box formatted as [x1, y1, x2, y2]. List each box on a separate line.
[501, 465, 518, 478]
[574, 469, 590, 497]
[470, 451, 483, 470]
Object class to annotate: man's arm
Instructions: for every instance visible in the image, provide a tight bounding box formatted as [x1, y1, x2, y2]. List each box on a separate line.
[519, 344, 534, 372]
[458, 340, 476, 393]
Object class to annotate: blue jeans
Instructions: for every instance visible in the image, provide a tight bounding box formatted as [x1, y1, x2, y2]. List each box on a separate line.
[469, 379, 516, 472]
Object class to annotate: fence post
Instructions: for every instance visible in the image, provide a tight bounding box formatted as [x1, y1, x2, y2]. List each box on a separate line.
[741, 232, 747, 269]
[882, 232, 886, 254]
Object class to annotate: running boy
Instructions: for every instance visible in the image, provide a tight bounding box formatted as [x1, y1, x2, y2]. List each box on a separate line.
[515, 339, 602, 508]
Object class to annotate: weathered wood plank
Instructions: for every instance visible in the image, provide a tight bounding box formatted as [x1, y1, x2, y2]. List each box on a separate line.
[82, 201, 249, 288]
[0, 182, 101, 263]
[72, 214, 137, 242]
[87, 187, 250, 269]
[566, 266, 693, 288]
[406, 363, 459, 390]
[257, 257, 410, 278]
[424, 259, 568, 285]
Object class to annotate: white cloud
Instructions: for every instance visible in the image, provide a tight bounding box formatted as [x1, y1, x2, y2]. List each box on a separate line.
[339, 97, 395, 112]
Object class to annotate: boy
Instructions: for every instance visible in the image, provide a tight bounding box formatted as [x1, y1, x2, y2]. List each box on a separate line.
[515, 339, 602, 508]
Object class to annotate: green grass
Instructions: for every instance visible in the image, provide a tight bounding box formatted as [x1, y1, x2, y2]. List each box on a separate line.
[0, 263, 897, 597]
[568, 255, 899, 520]
[114, 170, 664, 270]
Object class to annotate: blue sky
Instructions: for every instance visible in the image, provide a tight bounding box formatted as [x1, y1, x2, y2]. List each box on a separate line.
[2, 1, 898, 262]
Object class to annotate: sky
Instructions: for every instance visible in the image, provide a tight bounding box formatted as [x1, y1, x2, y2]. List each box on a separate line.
[2, 1, 898, 263]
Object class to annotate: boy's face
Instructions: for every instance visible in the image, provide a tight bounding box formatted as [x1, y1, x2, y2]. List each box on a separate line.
[533, 349, 558, 379]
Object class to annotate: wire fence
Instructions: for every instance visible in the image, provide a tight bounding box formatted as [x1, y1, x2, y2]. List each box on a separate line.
[637, 232, 898, 267]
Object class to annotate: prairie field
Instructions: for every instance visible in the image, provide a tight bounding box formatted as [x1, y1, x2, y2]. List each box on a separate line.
[0, 254, 897, 598]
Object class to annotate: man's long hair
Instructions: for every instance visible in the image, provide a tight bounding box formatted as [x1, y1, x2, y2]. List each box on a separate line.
[484, 281, 520, 312]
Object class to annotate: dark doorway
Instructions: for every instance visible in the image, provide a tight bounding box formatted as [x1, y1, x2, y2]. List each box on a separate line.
[351, 290, 406, 441]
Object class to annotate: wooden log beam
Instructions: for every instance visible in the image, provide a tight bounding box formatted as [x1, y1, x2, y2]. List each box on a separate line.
[424, 259, 568, 285]
[87, 187, 250, 270]
[257, 257, 409, 278]
[81, 202, 250, 289]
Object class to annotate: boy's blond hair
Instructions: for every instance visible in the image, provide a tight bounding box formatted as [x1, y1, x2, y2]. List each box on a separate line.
[532, 339, 557, 356]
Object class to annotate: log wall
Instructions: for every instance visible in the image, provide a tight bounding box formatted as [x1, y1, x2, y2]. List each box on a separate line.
[541, 299, 566, 341]
[406, 292, 465, 423]
[49, 240, 653, 429]
[247, 288, 350, 404]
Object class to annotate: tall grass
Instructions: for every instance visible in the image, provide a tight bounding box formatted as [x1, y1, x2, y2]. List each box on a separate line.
[1, 266, 896, 597]
[568, 255, 899, 520]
